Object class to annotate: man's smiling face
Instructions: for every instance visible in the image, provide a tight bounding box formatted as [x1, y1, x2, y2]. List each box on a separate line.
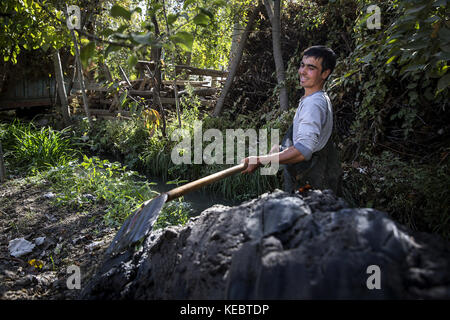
[298, 56, 330, 94]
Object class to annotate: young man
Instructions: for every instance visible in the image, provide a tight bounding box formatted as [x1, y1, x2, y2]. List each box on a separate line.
[241, 45, 342, 196]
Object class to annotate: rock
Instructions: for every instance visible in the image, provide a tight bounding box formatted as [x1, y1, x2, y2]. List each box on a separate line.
[80, 189, 450, 300]
[85, 240, 105, 252]
[34, 237, 46, 246]
[16, 274, 34, 287]
[43, 192, 56, 199]
[53, 243, 63, 255]
[3, 270, 17, 280]
[45, 214, 57, 222]
[8, 238, 36, 257]
[83, 193, 96, 201]
[34, 272, 58, 287]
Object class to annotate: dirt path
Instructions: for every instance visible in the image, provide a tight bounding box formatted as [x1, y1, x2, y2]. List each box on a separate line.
[0, 178, 117, 299]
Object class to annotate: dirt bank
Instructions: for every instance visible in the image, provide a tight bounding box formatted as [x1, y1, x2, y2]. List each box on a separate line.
[0, 177, 116, 299]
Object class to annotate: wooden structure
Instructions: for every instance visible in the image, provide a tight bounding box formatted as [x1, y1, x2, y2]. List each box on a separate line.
[0, 60, 226, 121]
[74, 61, 226, 118]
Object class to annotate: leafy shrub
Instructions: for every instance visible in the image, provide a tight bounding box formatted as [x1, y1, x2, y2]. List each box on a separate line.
[342, 150, 450, 239]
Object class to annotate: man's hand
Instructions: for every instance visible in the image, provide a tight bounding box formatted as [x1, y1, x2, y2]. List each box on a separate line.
[240, 156, 260, 174]
[241, 146, 305, 175]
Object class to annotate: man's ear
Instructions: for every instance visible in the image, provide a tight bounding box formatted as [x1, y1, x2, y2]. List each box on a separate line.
[321, 69, 331, 80]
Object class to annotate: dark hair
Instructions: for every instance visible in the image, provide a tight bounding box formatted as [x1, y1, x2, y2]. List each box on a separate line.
[302, 45, 337, 77]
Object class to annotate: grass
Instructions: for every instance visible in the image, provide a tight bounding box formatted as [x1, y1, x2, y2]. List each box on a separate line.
[0, 120, 190, 229]
[1, 121, 78, 173]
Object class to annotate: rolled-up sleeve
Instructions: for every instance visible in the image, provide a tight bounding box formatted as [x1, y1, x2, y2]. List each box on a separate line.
[293, 102, 326, 161]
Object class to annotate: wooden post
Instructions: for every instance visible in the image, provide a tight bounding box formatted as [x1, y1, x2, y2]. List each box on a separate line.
[101, 63, 120, 113]
[119, 66, 132, 87]
[53, 50, 71, 126]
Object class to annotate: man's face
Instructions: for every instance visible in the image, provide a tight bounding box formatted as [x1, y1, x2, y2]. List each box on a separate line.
[298, 56, 330, 91]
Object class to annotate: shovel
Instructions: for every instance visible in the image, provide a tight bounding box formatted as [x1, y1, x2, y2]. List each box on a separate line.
[105, 162, 248, 257]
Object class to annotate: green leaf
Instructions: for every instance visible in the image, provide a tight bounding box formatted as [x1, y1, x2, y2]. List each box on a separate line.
[402, 41, 428, 50]
[361, 52, 374, 63]
[437, 73, 450, 91]
[183, 0, 196, 9]
[80, 41, 95, 67]
[116, 24, 128, 33]
[119, 91, 128, 107]
[131, 32, 154, 45]
[193, 13, 210, 26]
[105, 44, 121, 57]
[167, 13, 179, 26]
[170, 31, 194, 52]
[433, 0, 448, 7]
[199, 8, 214, 19]
[102, 28, 115, 37]
[212, 0, 227, 7]
[401, 63, 426, 73]
[148, 3, 163, 16]
[386, 56, 397, 65]
[166, 179, 188, 185]
[344, 70, 358, 78]
[127, 54, 138, 68]
[111, 5, 132, 20]
[404, 5, 427, 15]
[41, 43, 51, 52]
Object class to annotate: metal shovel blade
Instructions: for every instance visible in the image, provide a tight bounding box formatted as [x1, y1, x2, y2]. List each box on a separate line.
[104, 162, 247, 257]
[105, 193, 168, 257]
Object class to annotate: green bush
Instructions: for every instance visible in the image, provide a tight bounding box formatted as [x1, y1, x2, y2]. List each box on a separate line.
[342, 151, 450, 239]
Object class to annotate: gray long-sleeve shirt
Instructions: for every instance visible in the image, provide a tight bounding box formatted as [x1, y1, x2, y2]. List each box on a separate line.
[292, 90, 333, 161]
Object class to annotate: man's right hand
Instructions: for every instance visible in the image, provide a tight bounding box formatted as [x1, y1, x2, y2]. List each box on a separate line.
[240, 157, 260, 174]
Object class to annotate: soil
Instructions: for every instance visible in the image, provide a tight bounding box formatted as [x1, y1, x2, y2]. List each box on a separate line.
[0, 177, 117, 300]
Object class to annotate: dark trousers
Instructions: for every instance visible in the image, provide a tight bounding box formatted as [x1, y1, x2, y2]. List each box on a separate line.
[280, 125, 343, 196]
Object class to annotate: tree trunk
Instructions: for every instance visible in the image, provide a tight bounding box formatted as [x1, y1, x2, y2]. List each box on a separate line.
[264, 0, 289, 111]
[52, 50, 71, 126]
[213, 3, 261, 117]
[150, 2, 166, 136]
[0, 141, 6, 183]
[228, 22, 244, 69]
[65, 6, 92, 126]
[162, 0, 182, 128]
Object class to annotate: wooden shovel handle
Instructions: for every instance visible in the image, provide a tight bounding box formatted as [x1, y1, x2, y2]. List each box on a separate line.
[166, 162, 248, 202]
